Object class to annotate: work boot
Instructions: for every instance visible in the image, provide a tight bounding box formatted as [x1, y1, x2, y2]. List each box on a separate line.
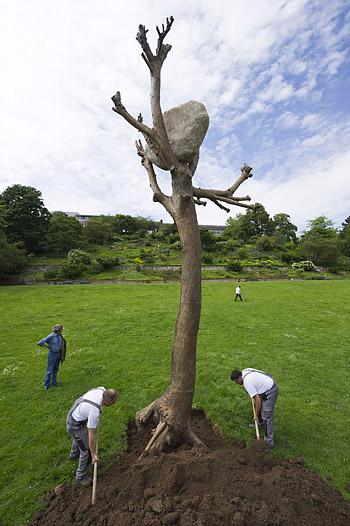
[77, 476, 92, 487]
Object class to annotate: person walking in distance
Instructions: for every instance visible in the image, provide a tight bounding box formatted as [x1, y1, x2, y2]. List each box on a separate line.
[37, 324, 66, 390]
[66, 387, 119, 486]
[235, 284, 243, 301]
[231, 368, 279, 448]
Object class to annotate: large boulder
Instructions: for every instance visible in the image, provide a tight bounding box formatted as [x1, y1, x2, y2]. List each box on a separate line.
[145, 101, 209, 170]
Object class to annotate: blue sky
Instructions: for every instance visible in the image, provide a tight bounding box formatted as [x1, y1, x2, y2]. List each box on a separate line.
[1, 0, 349, 234]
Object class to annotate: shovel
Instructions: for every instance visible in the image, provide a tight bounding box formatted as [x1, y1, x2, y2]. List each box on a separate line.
[92, 419, 100, 505]
[252, 398, 260, 440]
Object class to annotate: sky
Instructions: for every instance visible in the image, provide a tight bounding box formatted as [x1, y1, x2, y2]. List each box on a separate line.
[1, 0, 349, 234]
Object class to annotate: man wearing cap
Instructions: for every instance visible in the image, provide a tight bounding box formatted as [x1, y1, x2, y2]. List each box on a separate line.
[66, 387, 119, 486]
[231, 368, 279, 448]
[37, 324, 66, 390]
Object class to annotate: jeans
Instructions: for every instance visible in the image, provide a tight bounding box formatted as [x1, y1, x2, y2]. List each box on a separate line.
[44, 351, 61, 388]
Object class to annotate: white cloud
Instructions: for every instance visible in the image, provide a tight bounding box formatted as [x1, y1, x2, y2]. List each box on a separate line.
[276, 111, 299, 129]
[0, 0, 349, 233]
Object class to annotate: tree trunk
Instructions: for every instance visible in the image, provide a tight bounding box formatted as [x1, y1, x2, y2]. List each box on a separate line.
[112, 18, 258, 453]
[136, 166, 204, 450]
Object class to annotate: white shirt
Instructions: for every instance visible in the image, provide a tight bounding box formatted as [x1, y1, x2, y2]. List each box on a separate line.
[236, 286, 241, 294]
[72, 387, 105, 428]
[242, 369, 273, 399]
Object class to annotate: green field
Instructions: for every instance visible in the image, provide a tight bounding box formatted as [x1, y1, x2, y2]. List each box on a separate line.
[1, 280, 350, 525]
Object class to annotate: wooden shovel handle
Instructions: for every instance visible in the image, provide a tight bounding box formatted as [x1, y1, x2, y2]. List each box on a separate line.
[252, 399, 260, 440]
[92, 419, 100, 504]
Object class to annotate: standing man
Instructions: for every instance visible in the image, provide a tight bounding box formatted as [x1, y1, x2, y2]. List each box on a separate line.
[234, 284, 243, 301]
[231, 368, 279, 448]
[37, 324, 66, 390]
[66, 387, 119, 487]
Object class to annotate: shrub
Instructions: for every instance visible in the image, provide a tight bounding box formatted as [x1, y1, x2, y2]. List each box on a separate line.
[67, 249, 91, 266]
[291, 260, 316, 272]
[281, 251, 299, 264]
[95, 257, 120, 269]
[226, 259, 242, 272]
[57, 249, 92, 279]
[171, 241, 182, 251]
[58, 262, 85, 279]
[254, 236, 277, 252]
[168, 233, 180, 244]
[202, 252, 214, 264]
[236, 247, 248, 259]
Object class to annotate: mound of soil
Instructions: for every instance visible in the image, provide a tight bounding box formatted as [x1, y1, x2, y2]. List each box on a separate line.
[28, 409, 350, 526]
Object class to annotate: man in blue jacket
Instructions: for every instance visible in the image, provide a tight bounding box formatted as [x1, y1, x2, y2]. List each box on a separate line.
[37, 324, 66, 390]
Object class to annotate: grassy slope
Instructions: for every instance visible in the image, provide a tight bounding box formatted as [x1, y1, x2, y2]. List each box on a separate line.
[0, 280, 349, 525]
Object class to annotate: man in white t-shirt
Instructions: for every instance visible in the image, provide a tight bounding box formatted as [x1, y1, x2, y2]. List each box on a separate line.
[66, 386, 119, 486]
[234, 285, 243, 301]
[231, 368, 279, 448]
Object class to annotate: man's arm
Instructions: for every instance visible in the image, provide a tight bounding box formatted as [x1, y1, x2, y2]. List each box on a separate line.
[253, 394, 261, 421]
[37, 334, 52, 349]
[88, 427, 99, 463]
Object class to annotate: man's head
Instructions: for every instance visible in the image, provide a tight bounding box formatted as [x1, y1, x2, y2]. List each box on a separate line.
[102, 389, 119, 407]
[231, 369, 243, 385]
[53, 324, 63, 334]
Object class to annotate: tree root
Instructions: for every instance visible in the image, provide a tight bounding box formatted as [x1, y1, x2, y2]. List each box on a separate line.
[136, 399, 207, 457]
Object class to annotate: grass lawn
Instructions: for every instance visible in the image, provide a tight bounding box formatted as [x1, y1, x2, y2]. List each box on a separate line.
[1, 280, 350, 525]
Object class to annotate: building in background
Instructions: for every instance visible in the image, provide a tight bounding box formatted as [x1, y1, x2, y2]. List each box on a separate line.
[62, 213, 225, 235]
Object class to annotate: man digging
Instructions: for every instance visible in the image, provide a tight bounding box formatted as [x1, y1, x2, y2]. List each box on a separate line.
[66, 387, 119, 486]
[231, 368, 279, 448]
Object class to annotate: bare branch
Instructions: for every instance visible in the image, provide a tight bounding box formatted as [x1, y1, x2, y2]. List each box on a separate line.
[227, 163, 254, 195]
[134, 18, 177, 169]
[192, 163, 258, 212]
[156, 16, 174, 56]
[136, 25, 154, 68]
[193, 198, 206, 207]
[135, 140, 175, 216]
[111, 91, 156, 140]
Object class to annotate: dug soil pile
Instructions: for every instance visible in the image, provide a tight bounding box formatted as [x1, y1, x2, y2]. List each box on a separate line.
[28, 409, 350, 526]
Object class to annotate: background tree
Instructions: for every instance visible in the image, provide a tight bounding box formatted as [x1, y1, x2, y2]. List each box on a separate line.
[338, 216, 350, 257]
[114, 214, 139, 236]
[152, 222, 178, 242]
[0, 184, 50, 253]
[0, 206, 27, 278]
[134, 216, 158, 236]
[114, 213, 158, 237]
[254, 235, 278, 252]
[84, 218, 112, 245]
[223, 214, 248, 243]
[199, 228, 217, 252]
[242, 205, 274, 240]
[299, 234, 340, 268]
[299, 215, 340, 269]
[273, 213, 298, 244]
[303, 215, 337, 237]
[45, 211, 85, 253]
[111, 17, 258, 451]
[224, 206, 274, 244]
